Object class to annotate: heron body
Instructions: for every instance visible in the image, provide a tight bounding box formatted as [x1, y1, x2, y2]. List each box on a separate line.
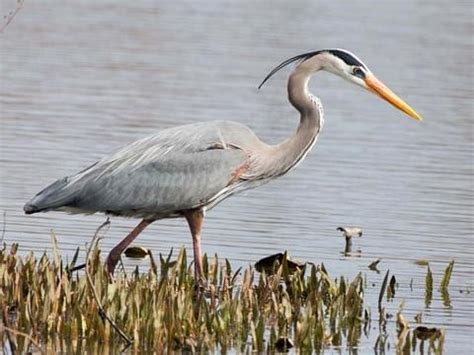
[24, 49, 422, 279]
[25, 121, 279, 219]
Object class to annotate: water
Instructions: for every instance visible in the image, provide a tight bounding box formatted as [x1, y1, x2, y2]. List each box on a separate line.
[0, 0, 472, 352]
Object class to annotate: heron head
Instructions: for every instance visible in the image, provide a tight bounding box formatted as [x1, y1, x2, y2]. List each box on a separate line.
[258, 48, 422, 121]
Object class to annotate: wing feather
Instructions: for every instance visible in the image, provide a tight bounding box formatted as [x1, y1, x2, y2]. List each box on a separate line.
[24, 121, 258, 217]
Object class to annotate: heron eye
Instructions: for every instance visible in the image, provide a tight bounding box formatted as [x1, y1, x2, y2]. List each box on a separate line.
[352, 67, 365, 78]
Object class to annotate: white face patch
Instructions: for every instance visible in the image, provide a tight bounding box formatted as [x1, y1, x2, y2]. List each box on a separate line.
[321, 53, 370, 90]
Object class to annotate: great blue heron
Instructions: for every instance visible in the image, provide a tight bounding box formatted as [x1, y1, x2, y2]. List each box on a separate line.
[24, 49, 422, 280]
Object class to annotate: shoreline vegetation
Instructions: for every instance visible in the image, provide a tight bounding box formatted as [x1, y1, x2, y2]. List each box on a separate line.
[0, 224, 448, 353]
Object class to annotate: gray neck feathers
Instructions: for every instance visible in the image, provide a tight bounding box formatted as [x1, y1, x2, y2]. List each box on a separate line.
[264, 64, 323, 177]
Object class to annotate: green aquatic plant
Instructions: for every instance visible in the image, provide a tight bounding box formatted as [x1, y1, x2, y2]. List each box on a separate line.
[0, 238, 445, 353]
[425, 266, 433, 308]
[378, 270, 390, 311]
[440, 260, 454, 291]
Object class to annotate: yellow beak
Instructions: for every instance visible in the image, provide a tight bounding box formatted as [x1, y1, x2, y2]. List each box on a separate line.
[365, 74, 423, 121]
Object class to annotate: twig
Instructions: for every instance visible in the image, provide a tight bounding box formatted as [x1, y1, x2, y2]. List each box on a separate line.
[2, 306, 16, 354]
[2, 304, 45, 354]
[0, 324, 45, 355]
[378, 270, 390, 312]
[85, 219, 133, 346]
[118, 255, 127, 278]
[0, 0, 25, 33]
[68, 263, 86, 273]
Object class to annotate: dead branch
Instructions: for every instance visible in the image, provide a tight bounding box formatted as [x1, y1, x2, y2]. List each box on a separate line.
[0, 0, 25, 33]
[85, 219, 133, 346]
[0, 324, 45, 355]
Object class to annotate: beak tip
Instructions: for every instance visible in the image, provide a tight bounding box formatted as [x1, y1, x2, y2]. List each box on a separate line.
[410, 111, 423, 122]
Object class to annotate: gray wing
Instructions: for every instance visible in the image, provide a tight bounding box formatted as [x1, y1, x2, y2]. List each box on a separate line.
[24, 121, 259, 218]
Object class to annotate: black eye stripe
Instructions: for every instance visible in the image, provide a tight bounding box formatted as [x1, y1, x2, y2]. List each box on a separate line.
[327, 49, 367, 69]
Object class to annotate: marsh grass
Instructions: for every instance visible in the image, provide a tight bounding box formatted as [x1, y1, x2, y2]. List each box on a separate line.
[0, 237, 448, 354]
[440, 261, 454, 291]
[425, 266, 433, 308]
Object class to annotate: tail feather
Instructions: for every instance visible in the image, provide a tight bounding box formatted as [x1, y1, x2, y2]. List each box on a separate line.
[23, 177, 76, 214]
[23, 202, 39, 214]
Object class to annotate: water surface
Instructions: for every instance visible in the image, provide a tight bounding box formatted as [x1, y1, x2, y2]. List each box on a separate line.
[0, 0, 472, 352]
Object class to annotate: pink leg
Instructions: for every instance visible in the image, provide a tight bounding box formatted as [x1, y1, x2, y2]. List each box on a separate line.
[184, 209, 204, 281]
[106, 219, 152, 275]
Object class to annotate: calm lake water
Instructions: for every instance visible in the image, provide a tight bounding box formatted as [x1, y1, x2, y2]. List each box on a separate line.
[0, 0, 472, 352]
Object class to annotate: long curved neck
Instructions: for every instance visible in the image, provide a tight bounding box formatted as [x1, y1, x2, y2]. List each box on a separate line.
[265, 65, 323, 177]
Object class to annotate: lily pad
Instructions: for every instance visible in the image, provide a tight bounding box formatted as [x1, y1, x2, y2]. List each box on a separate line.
[254, 252, 305, 275]
[124, 246, 149, 258]
[414, 259, 429, 266]
[414, 326, 442, 340]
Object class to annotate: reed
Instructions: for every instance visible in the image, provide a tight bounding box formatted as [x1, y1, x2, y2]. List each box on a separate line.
[0, 237, 446, 353]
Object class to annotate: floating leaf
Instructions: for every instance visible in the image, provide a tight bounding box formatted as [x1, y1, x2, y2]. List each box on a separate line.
[414, 326, 442, 341]
[124, 246, 149, 259]
[414, 259, 429, 266]
[254, 252, 305, 275]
